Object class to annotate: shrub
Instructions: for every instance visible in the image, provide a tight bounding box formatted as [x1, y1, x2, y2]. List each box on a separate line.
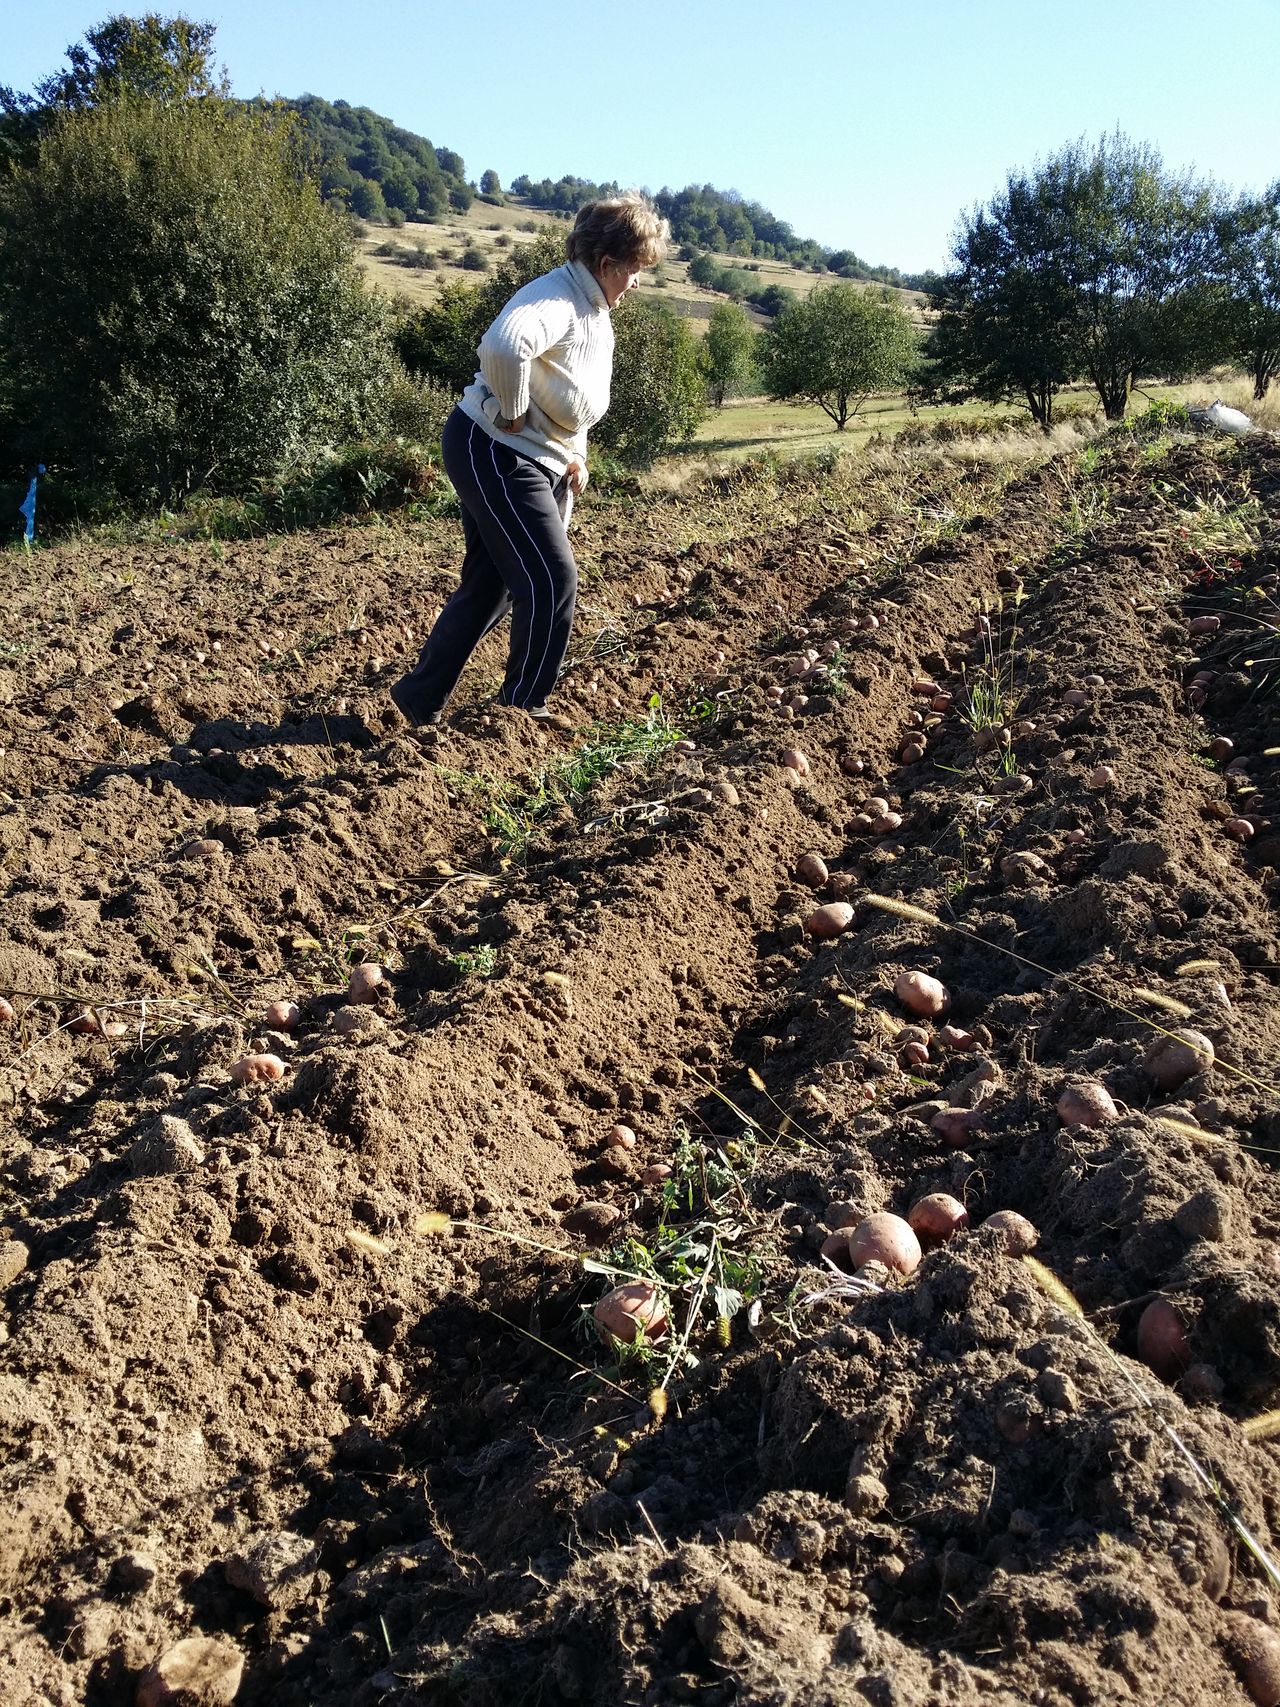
[0, 94, 397, 502]
[459, 246, 489, 271]
[379, 368, 453, 446]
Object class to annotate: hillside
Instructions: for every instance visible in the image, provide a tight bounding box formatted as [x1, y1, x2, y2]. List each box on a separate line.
[3, 418, 1280, 1705]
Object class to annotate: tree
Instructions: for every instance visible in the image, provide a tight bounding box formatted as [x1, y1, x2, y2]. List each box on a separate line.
[0, 94, 395, 500]
[930, 135, 1222, 424]
[1215, 186, 1280, 399]
[595, 299, 706, 466]
[758, 285, 918, 429]
[924, 173, 1079, 427]
[480, 168, 502, 197]
[1, 12, 222, 165]
[703, 301, 756, 406]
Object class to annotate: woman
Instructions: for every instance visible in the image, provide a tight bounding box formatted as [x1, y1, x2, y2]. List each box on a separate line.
[390, 192, 670, 727]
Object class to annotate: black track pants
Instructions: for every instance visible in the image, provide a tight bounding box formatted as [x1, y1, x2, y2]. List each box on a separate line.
[394, 409, 578, 716]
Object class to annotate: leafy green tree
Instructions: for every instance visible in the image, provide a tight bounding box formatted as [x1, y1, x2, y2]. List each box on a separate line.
[1, 11, 223, 168]
[758, 284, 918, 428]
[703, 301, 757, 406]
[480, 168, 502, 197]
[0, 94, 395, 500]
[924, 174, 1078, 427]
[1214, 186, 1280, 399]
[594, 299, 706, 466]
[931, 135, 1221, 423]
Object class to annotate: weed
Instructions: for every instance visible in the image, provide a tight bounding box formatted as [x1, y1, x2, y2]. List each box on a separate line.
[445, 945, 498, 981]
[585, 1122, 770, 1387]
[441, 698, 685, 860]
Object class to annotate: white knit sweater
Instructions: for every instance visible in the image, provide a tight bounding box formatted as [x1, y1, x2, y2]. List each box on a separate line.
[458, 260, 614, 485]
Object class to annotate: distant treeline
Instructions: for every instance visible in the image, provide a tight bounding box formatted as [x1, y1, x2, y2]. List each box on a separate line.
[286, 95, 474, 222]
[509, 173, 937, 293]
[258, 97, 931, 293]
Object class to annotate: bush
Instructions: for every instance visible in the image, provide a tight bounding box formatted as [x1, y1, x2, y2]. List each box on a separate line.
[595, 298, 707, 466]
[459, 246, 489, 271]
[379, 368, 453, 446]
[386, 206, 406, 229]
[0, 94, 398, 502]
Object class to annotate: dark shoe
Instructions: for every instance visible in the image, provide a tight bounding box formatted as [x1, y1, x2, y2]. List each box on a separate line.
[390, 678, 441, 728]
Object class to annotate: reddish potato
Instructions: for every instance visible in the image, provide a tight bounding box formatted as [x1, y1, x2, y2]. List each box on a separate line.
[1208, 736, 1234, 762]
[805, 902, 855, 940]
[347, 963, 386, 1005]
[1188, 615, 1221, 636]
[230, 1053, 286, 1086]
[859, 613, 880, 632]
[1137, 1296, 1191, 1382]
[594, 1280, 668, 1345]
[900, 742, 926, 765]
[1063, 688, 1089, 708]
[264, 1000, 301, 1032]
[982, 1210, 1038, 1254]
[182, 838, 225, 859]
[864, 796, 891, 818]
[899, 1040, 930, 1068]
[937, 1024, 978, 1052]
[908, 1193, 969, 1247]
[931, 1106, 985, 1146]
[871, 811, 904, 834]
[848, 1213, 922, 1276]
[795, 852, 830, 887]
[780, 747, 811, 777]
[1144, 1028, 1214, 1090]
[894, 970, 950, 1018]
[1088, 763, 1116, 788]
[840, 754, 866, 776]
[641, 1163, 672, 1187]
[0, 996, 14, 1024]
[1056, 1081, 1120, 1128]
[604, 1123, 636, 1150]
[1221, 1612, 1280, 1707]
[1225, 818, 1255, 840]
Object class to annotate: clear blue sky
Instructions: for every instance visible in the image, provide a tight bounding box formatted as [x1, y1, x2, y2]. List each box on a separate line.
[9, 0, 1280, 273]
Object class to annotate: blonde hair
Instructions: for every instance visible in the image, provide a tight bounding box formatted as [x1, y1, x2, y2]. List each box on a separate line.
[566, 192, 670, 273]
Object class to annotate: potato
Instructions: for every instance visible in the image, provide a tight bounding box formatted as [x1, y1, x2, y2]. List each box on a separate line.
[230, 1053, 286, 1086]
[848, 1212, 922, 1276]
[900, 742, 926, 765]
[1137, 1296, 1191, 1382]
[805, 902, 855, 940]
[1056, 1081, 1120, 1128]
[1144, 1028, 1214, 1090]
[908, 1193, 969, 1247]
[795, 852, 830, 887]
[937, 1024, 978, 1052]
[604, 1123, 636, 1150]
[69, 1009, 101, 1035]
[864, 796, 891, 818]
[931, 694, 953, 713]
[911, 679, 941, 698]
[594, 1280, 668, 1346]
[780, 747, 811, 777]
[1208, 736, 1235, 762]
[899, 1040, 930, 1068]
[642, 1163, 672, 1186]
[894, 970, 950, 1018]
[1188, 615, 1222, 636]
[931, 1106, 985, 1145]
[1063, 688, 1089, 708]
[347, 963, 386, 1005]
[859, 613, 880, 632]
[982, 1209, 1038, 1253]
[1225, 818, 1255, 840]
[1221, 1612, 1280, 1707]
[264, 1000, 301, 1032]
[182, 838, 225, 859]
[0, 996, 13, 1024]
[871, 811, 904, 834]
[840, 754, 866, 776]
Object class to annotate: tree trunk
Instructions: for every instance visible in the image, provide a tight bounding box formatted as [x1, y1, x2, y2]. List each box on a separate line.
[1253, 353, 1277, 401]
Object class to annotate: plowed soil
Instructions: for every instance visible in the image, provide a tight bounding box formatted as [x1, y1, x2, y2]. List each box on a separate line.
[3, 428, 1280, 1707]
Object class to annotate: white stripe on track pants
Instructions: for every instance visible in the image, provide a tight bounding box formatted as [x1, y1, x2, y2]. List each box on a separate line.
[394, 409, 579, 717]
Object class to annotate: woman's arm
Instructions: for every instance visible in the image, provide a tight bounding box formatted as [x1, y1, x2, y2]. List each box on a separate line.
[478, 288, 574, 429]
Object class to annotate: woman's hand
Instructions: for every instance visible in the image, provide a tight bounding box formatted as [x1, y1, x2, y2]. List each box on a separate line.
[495, 409, 527, 434]
[565, 459, 587, 497]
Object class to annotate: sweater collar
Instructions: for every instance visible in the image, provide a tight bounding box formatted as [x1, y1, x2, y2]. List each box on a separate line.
[568, 259, 610, 313]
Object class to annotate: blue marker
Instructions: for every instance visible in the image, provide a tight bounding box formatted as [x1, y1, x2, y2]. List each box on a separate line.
[18, 464, 45, 543]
